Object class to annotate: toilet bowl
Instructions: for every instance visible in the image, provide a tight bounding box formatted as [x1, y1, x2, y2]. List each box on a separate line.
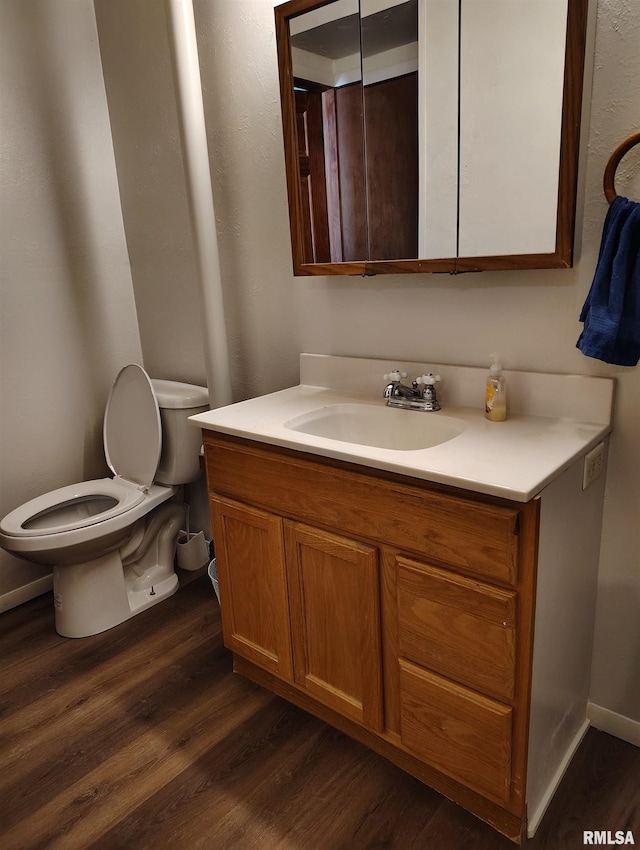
[0, 364, 209, 638]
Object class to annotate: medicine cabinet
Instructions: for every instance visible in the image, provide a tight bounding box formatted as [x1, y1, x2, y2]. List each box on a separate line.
[274, 0, 589, 275]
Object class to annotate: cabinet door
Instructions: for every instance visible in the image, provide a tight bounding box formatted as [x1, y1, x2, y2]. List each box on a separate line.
[284, 522, 383, 731]
[211, 496, 293, 681]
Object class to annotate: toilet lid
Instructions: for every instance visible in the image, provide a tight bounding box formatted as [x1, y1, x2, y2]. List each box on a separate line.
[103, 364, 161, 490]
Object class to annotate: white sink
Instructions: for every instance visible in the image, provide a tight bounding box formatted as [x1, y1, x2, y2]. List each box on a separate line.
[284, 403, 467, 451]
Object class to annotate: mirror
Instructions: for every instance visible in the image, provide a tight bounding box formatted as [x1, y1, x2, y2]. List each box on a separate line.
[275, 0, 589, 275]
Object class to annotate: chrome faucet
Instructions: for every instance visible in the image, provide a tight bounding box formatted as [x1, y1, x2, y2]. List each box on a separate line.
[383, 370, 441, 412]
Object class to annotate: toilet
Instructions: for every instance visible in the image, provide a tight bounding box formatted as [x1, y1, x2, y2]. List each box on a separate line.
[0, 364, 209, 638]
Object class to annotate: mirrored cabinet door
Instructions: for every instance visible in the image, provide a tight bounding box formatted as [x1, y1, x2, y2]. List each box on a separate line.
[275, 0, 589, 275]
[456, 0, 568, 259]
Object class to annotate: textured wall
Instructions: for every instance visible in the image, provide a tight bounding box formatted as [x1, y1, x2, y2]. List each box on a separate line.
[0, 0, 142, 607]
[95, 0, 302, 396]
[94, 0, 207, 389]
[580, 0, 640, 726]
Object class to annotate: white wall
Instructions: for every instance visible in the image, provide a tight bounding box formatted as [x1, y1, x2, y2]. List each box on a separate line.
[94, 0, 302, 397]
[94, 0, 209, 389]
[0, 0, 142, 610]
[582, 0, 640, 731]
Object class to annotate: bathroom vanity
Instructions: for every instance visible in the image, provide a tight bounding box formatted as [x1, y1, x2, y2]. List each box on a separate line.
[192, 354, 614, 843]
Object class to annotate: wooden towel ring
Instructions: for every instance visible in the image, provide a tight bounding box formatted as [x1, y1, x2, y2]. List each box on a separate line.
[603, 130, 640, 203]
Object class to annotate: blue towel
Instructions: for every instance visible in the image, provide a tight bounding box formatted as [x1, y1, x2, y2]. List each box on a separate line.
[577, 195, 640, 367]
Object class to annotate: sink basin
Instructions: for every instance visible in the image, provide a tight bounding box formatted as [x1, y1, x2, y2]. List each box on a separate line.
[284, 403, 467, 451]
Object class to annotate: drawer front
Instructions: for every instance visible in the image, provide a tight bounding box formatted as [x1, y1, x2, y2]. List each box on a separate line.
[204, 433, 520, 585]
[397, 558, 517, 702]
[399, 660, 513, 805]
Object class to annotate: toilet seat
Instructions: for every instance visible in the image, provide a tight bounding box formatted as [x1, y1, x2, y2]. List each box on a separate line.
[0, 365, 163, 540]
[0, 477, 146, 538]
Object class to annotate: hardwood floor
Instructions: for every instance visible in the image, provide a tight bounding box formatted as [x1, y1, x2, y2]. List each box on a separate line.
[1, 574, 638, 849]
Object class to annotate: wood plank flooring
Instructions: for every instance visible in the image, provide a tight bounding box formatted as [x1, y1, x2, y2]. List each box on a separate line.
[1, 574, 638, 849]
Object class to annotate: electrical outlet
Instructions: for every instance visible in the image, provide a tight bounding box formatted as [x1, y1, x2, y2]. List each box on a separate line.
[582, 442, 605, 490]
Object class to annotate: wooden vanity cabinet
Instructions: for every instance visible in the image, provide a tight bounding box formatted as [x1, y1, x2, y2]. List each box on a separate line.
[204, 431, 539, 843]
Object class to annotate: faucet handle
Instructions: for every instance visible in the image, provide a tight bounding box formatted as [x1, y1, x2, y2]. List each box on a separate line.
[384, 370, 408, 381]
[417, 373, 441, 385]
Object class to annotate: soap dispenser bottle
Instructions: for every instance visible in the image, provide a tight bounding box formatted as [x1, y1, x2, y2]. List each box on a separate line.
[485, 353, 507, 421]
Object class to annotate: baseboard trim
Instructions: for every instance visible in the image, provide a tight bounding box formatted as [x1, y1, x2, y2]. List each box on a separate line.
[587, 702, 640, 747]
[0, 574, 53, 614]
[527, 719, 590, 839]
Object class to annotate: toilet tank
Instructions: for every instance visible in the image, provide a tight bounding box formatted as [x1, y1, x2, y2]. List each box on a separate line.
[150, 379, 209, 486]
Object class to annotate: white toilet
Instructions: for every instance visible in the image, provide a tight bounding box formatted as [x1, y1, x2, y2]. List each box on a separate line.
[0, 364, 209, 638]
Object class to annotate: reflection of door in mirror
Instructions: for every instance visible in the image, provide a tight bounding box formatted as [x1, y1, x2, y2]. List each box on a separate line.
[361, 0, 418, 259]
[363, 76, 419, 260]
[295, 87, 331, 263]
[294, 80, 368, 262]
[290, 0, 418, 263]
[290, 0, 366, 263]
[325, 82, 368, 260]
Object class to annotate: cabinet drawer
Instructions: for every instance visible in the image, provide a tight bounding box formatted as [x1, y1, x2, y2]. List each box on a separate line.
[204, 433, 520, 585]
[399, 660, 513, 804]
[397, 558, 517, 702]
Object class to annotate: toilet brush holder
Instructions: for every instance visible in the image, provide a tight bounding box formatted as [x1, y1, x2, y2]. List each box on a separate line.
[176, 529, 209, 571]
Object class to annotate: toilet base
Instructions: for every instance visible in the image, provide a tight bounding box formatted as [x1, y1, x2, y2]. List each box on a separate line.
[52, 502, 183, 638]
[53, 556, 179, 638]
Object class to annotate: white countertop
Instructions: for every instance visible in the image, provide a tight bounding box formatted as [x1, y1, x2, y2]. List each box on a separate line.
[190, 355, 615, 503]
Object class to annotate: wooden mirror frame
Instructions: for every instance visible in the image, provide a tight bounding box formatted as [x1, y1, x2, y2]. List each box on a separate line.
[275, 0, 589, 276]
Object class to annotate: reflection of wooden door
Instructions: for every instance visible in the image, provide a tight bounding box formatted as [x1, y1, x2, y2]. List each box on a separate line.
[328, 83, 368, 262]
[328, 76, 417, 262]
[294, 75, 417, 264]
[364, 73, 418, 260]
[295, 90, 331, 263]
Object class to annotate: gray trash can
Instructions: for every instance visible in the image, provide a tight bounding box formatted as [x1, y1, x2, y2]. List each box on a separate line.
[208, 557, 220, 603]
